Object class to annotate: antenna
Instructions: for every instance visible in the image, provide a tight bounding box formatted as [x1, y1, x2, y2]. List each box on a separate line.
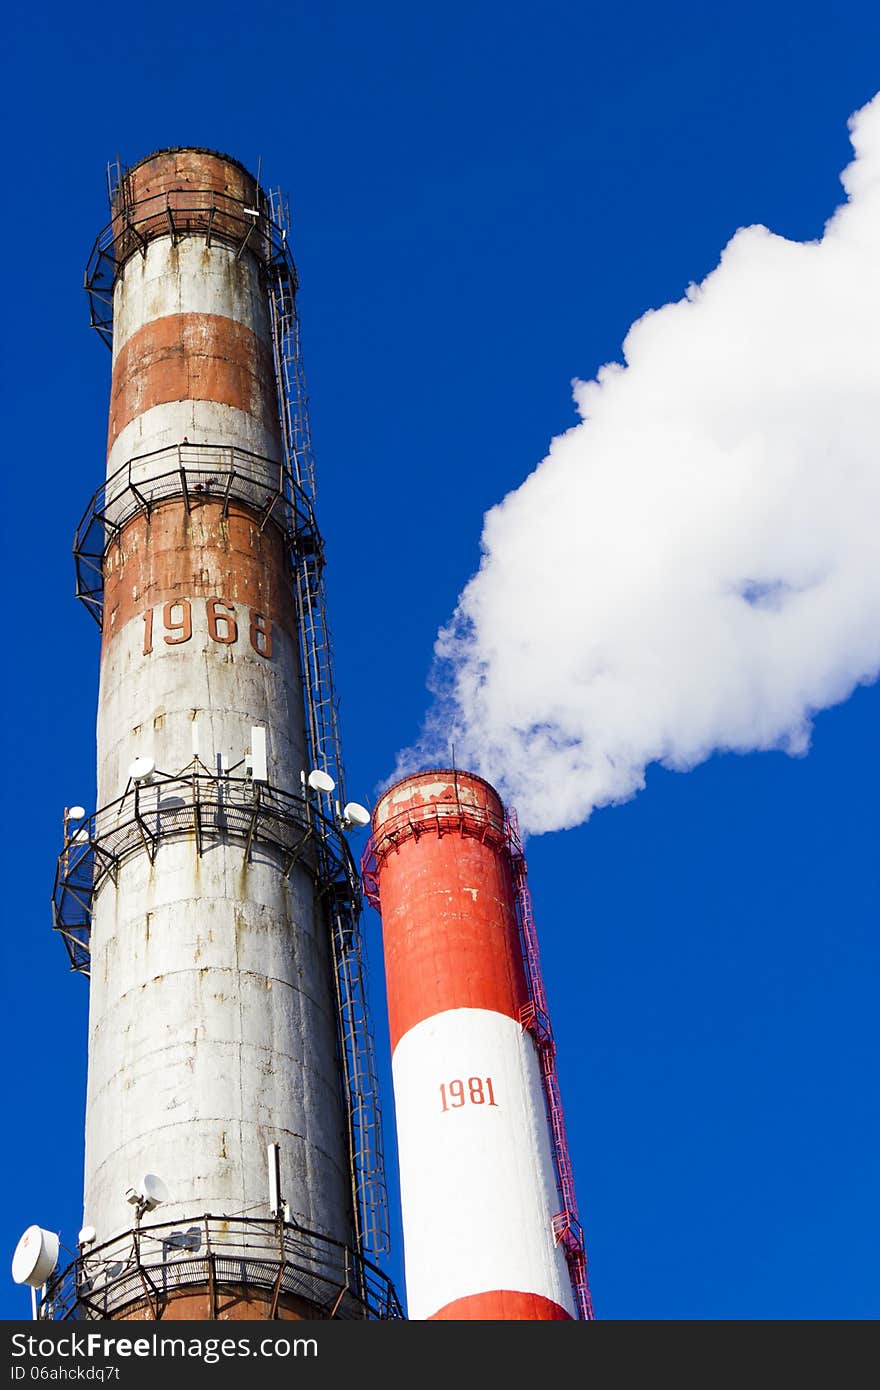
[127, 755, 155, 784]
[267, 1142, 283, 1218]
[307, 769, 335, 794]
[340, 801, 371, 831]
[246, 727, 268, 783]
[11, 1226, 60, 1289]
[125, 1173, 168, 1219]
[140, 1174, 168, 1211]
[64, 807, 89, 846]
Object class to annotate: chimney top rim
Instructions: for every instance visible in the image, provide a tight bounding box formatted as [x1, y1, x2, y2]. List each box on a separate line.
[121, 146, 264, 188]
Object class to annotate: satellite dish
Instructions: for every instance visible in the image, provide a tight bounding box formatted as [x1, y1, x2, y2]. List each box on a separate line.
[307, 769, 336, 794]
[78, 1226, 97, 1248]
[128, 756, 156, 784]
[342, 801, 371, 830]
[140, 1174, 169, 1211]
[69, 829, 90, 845]
[67, 806, 86, 821]
[11, 1226, 60, 1288]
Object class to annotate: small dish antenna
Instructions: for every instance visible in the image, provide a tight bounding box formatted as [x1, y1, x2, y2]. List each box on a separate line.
[140, 1173, 169, 1211]
[78, 1226, 97, 1248]
[341, 802, 371, 830]
[11, 1226, 60, 1288]
[307, 769, 336, 794]
[125, 1172, 168, 1216]
[128, 756, 156, 784]
[67, 806, 86, 821]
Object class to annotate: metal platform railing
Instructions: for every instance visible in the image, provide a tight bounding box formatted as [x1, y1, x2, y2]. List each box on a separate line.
[73, 442, 321, 627]
[362, 791, 507, 892]
[40, 1214, 403, 1321]
[52, 770, 359, 977]
[84, 187, 296, 350]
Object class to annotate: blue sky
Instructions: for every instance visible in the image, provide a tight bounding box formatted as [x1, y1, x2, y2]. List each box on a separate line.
[2, 1, 878, 1320]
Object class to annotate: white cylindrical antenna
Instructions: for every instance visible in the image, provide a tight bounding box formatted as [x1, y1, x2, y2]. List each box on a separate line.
[246, 727, 268, 783]
[267, 1142, 282, 1217]
[191, 717, 200, 760]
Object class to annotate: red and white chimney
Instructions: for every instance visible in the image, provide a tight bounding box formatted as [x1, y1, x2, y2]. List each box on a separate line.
[364, 770, 593, 1321]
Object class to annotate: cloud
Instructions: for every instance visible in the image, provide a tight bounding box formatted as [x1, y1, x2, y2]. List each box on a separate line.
[399, 94, 880, 833]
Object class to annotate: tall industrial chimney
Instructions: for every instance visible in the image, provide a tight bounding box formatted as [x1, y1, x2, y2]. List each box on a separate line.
[363, 770, 593, 1320]
[45, 149, 401, 1321]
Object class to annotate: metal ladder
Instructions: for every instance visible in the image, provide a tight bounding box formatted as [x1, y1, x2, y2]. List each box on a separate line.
[266, 188, 390, 1260]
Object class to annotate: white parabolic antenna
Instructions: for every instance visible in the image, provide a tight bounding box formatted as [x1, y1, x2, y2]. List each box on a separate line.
[128, 756, 156, 783]
[140, 1173, 169, 1211]
[307, 769, 336, 794]
[67, 806, 86, 821]
[343, 802, 371, 829]
[11, 1226, 60, 1287]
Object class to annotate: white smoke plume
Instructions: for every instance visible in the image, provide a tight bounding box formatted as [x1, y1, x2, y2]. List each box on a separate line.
[400, 93, 880, 834]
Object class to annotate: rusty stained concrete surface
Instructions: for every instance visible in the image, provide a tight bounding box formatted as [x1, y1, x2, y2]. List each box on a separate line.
[108, 312, 278, 451]
[107, 399, 281, 486]
[107, 147, 278, 466]
[113, 148, 265, 266]
[106, 231, 280, 475]
[101, 499, 295, 638]
[108, 1286, 319, 1321]
[97, 497, 305, 801]
[120, 148, 258, 208]
[111, 237, 272, 361]
[84, 840, 351, 1246]
[97, 601, 306, 808]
